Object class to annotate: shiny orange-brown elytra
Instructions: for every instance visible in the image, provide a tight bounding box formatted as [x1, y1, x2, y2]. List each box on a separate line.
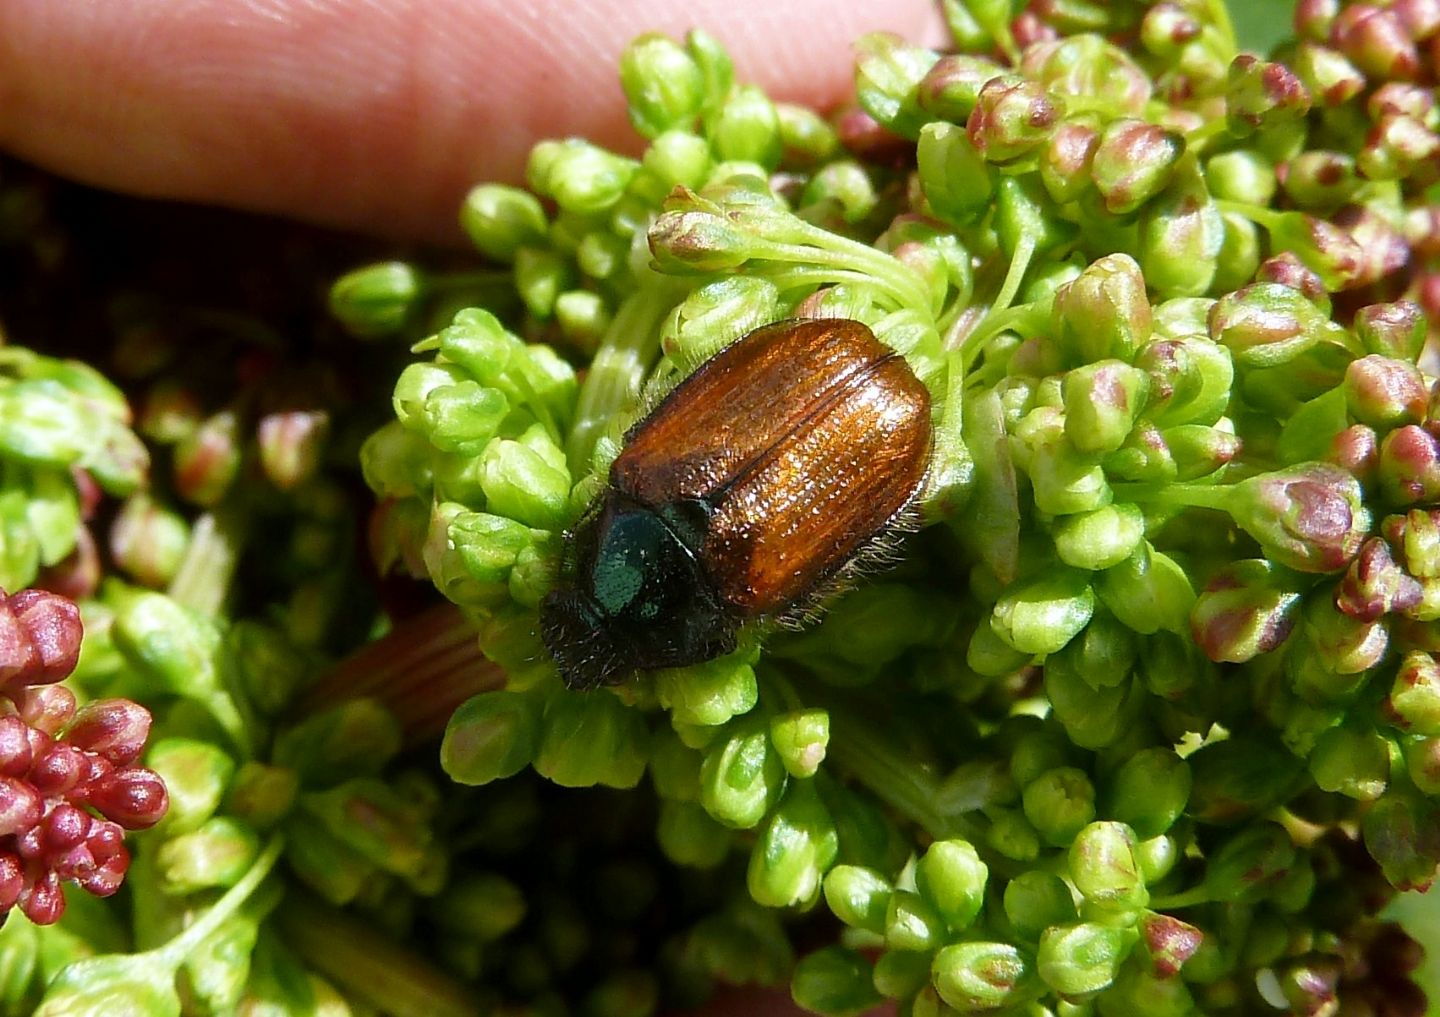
[541, 317, 933, 689]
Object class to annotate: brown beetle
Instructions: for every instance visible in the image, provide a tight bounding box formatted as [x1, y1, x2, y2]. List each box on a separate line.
[541, 317, 933, 689]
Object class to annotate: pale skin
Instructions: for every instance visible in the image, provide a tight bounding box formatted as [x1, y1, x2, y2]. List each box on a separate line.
[0, 1, 943, 1012]
[0, 0, 945, 245]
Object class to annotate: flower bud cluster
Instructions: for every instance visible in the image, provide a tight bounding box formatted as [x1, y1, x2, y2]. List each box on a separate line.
[0, 588, 166, 926]
[347, 7, 1440, 1017]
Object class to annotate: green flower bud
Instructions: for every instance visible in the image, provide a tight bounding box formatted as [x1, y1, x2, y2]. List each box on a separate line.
[1190, 559, 1304, 663]
[1406, 735, 1440, 794]
[931, 942, 1035, 1013]
[987, 808, 1042, 862]
[700, 716, 786, 829]
[1385, 650, 1440, 735]
[1202, 822, 1297, 901]
[1063, 361, 1150, 454]
[513, 245, 573, 319]
[640, 134, 712, 200]
[1226, 55, 1311, 136]
[1106, 748, 1192, 838]
[478, 430, 571, 531]
[285, 815, 374, 904]
[915, 839, 988, 931]
[1091, 119, 1185, 215]
[873, 950, 931, 1001]
[917, 122, 994, 227]
[1069, 821, 1148, 915]
[429, 872, 526, 943]
[1097, 542, 1195, 635]
[791, 947, 883, 1017]
[822, 864, 892, 934]
[1282, 150, 1361, 210]
[769, 709, 829, 779]
[1344, 355, 1428, 430]
[274, 699, 400, 785]
[1187, 734, 1304, 823]
[1208, 282, 1347, 367]
[1210, 211, 1262, 294]
[712, 85, 782, 168]
[658, 798, 731, 868]
[992, 567, 1095, 656]
[1053, 503, 1146, 571]
[328, 261, 422, 337]
[1140, 912, 1204, 979]
[441, 690, 540, 786]
[1040, 118, 1101, 205]
[1038, 923, 1135, 996]
[1009, 721, 1069, 787]
[1335, 536, 1422, 622]
[748, 779, 837, 909]
[967, 618, 1033, 677]
[968, 76, 1063, 162]
[1291, 41, 1365, 105]
[1363, 787, 1440, 890]
[1053, 253, 1152, 364]
[146, 737, 235, 835]
[225, 761, 299, 828]
[1102, 421, 1177, 484]
[1355, 300, 1427, 361]
[995, 173, 1078, 260]
[109, 493, 188, 589]
[527, 139, 638, 215]
[157, 816, 259, 895]
[300, 778, 433, 881]
[656, 654, 758, 728]
[776, 104, 839, 166]
[172, 410, 239, 507]
[1225, 463, 1370, 573]
[1139, 157, 1223, 299]
[648, 209, 756, 273]
[1023, 767, 1096, 847]
[619, 33, 705, 138]
[917, 53, 1005, 123]
[1206, 149, 1277, 206]
[1029, 34, 1151, 116]
[1134, 337, 1226, 426]
[854, 32, 939, 140]
[885, 890, 945, 952]
[1309, 725, 1390, 801]
[1046, 665, 1136, 750]
[1163, 422, 1239, 481]
[535, 691, 649, 789]
[460, 185, 548, 263]
[0, 380, 99, 469]
[1004, 871, 1078, 942]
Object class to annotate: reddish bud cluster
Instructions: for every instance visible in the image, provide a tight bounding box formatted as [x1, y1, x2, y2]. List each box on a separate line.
[0, 590, 166, 925]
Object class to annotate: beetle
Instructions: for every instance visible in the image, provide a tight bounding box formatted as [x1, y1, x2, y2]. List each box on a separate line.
[540, 317, 933, 689]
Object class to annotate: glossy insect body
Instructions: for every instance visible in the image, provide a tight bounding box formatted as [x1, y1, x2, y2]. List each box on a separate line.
[541, 318, 933, 689]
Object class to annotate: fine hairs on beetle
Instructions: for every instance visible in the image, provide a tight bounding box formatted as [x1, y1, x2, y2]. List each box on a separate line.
[541, 317, 934, 690]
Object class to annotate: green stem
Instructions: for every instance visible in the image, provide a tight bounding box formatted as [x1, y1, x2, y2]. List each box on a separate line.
[565, 282, 679, 473]
[1110, 480, 1234, 513]
[277, 888, 481, 1017]
[152, 835, 284, 971]
[1148, 885, 1212, 910]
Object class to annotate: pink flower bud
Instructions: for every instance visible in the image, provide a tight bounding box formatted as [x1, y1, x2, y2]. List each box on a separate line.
[17, 685, 75, 736]
[85, 767, 170, 830]
[6, 590, 82, 686]
[28, 743, 86, 797]
[0, 853, 21, 913]
[0, 779, 41, 838]
[41, 803, 90, 855]
[0, 717, 32, 779]
[19, 870, 65, 925]
[64, 699, 153, 766]
[77, 847, 129, 898]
